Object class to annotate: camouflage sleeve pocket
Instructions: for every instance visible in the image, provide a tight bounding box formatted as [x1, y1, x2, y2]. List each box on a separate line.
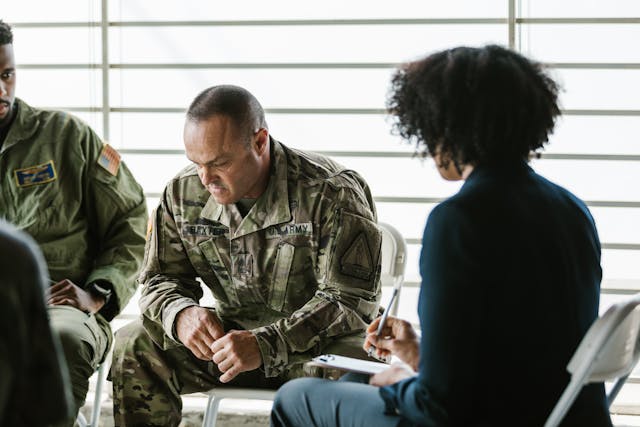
[327, 210, 382, 291]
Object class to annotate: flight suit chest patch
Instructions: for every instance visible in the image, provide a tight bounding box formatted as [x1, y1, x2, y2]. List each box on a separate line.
[266, 222, 313, 239]
[14, 160, 57, 188]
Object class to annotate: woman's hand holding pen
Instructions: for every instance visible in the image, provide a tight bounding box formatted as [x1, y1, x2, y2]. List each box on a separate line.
[364, 316, 420, 371]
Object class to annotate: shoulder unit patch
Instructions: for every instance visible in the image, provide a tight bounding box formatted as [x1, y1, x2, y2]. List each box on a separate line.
[98, 143, 121, 176]
[340, 232, 373, 280]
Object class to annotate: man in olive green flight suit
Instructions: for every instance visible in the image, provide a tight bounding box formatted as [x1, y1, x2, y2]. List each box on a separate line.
[0, 221, 73, 427]
[0, 20, 147, 425]
[110, 85, 382, 426]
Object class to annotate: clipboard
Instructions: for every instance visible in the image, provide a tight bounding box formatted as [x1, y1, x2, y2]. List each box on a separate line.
[311, 354, 390, 375]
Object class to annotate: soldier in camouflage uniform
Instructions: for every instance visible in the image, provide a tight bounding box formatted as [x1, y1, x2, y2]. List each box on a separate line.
[110, 85, 382, 426]
[0, 20, 148, 425]
[0, 221, 73, 426]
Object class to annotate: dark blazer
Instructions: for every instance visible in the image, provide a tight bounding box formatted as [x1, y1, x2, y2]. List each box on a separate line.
[380, 162, 612, 427]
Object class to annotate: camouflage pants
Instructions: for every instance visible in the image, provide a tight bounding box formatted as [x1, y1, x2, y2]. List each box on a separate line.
[109, 319, 286, 427]
[109, 318, 373, 427]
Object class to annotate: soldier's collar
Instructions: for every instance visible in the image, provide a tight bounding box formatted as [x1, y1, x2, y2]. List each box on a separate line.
[253, 138, 292, 228]
[201, 196, 222, 222]
[1, 98, 39, 153]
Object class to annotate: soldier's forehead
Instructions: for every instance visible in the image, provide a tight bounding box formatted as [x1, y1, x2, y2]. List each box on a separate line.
[0, 44, 15, 68]
[185, 119, 245, 157]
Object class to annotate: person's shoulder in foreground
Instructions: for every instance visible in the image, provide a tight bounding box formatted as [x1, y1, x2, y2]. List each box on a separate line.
[0, 221, 73, 426]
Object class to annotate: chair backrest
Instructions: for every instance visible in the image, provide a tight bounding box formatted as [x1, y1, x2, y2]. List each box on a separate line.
[378, 222, 407, 316]
[567, 293, 640, 382]
[544, 293, 640, 427]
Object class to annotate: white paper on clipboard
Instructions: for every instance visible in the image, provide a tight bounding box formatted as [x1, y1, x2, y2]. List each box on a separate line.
[311, 354, 389, 375]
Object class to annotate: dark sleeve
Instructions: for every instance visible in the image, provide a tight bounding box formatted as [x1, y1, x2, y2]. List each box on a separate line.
[379, 202, 485, 426]
[0, 222, 73, 426]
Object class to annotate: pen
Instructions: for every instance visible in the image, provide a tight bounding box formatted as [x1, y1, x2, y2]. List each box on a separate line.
[367, 287, 398, 359]
[376, 287, 398, 338]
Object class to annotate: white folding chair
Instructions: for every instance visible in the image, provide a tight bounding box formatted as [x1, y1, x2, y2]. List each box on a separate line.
[200, 222, 408, 427]
[377, 222, 407, 317]
[75, 363, 107, 427]
[544, 293, 640, 427]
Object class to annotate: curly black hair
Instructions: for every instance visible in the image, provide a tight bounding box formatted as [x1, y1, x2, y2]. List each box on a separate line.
[387, 45, 560, 169]
[0, 20, 13, 45]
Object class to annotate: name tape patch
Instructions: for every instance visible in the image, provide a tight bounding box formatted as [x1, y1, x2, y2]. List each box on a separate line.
[182, 224, 228, 237]
[266, 222, 313, 239]
[14, 160, 57, 188]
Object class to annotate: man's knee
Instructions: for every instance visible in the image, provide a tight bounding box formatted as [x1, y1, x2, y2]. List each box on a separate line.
[115, 318, 146, 339]
[49, 308, 107, 370]
[55, 321, 94, 370]
[110, 319, 162, 382]
[274, 377, 318, 408]
[113, 319, 151, 357]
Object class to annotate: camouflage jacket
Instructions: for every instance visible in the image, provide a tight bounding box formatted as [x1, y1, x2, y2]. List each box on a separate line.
[139, 138, 382, 377]
[0, 98, 148, 320]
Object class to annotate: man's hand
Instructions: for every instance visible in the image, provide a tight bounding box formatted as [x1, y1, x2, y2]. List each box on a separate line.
[211, 330, 262, 383]
[176, 306, 225, 361]
[369, 361, 416, 387]
[48, 279, 105, 314]
[363, 315, 420, 370]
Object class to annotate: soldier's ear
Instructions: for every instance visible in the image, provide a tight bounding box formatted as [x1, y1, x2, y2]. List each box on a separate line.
[253, 128, 269, 155]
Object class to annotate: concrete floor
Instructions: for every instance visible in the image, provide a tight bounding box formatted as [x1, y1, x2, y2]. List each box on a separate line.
[79, 387, 640, 427]
[80, 399, 640, 427]
[78, 394, 272, 427]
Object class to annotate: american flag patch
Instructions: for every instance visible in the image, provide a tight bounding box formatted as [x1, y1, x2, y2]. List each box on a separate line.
[97, 144, 121, 176]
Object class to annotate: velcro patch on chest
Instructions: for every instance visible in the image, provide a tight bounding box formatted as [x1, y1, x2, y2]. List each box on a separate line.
[14, 160, 57, 188]
[266, 222, 313, 239]
[182, 224, 228, 237]
[97, 143, 121, 176]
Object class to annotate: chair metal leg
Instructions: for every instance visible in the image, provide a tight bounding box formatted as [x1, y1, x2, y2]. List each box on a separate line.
[202, 395, 223, 427]
[76, 412, 88, 427]
[607, 374, 630, 407]
[75, 363, 106, 427]
[90, 364, 106, 427]
[544, 376, 586, 427]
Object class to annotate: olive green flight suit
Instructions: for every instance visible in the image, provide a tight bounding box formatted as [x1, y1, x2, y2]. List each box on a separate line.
[0, 98, 148, 424]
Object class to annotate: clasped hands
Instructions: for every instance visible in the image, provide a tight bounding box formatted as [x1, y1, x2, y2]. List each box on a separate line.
[363, 315, 420, 387]
[176, 305, 262, 383]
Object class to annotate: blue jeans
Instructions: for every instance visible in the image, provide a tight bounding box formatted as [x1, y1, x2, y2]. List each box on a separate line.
[271, 376, 403, 427]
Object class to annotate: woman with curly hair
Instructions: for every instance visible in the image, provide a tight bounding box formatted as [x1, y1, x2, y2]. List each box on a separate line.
[271, 45, 612, 427]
